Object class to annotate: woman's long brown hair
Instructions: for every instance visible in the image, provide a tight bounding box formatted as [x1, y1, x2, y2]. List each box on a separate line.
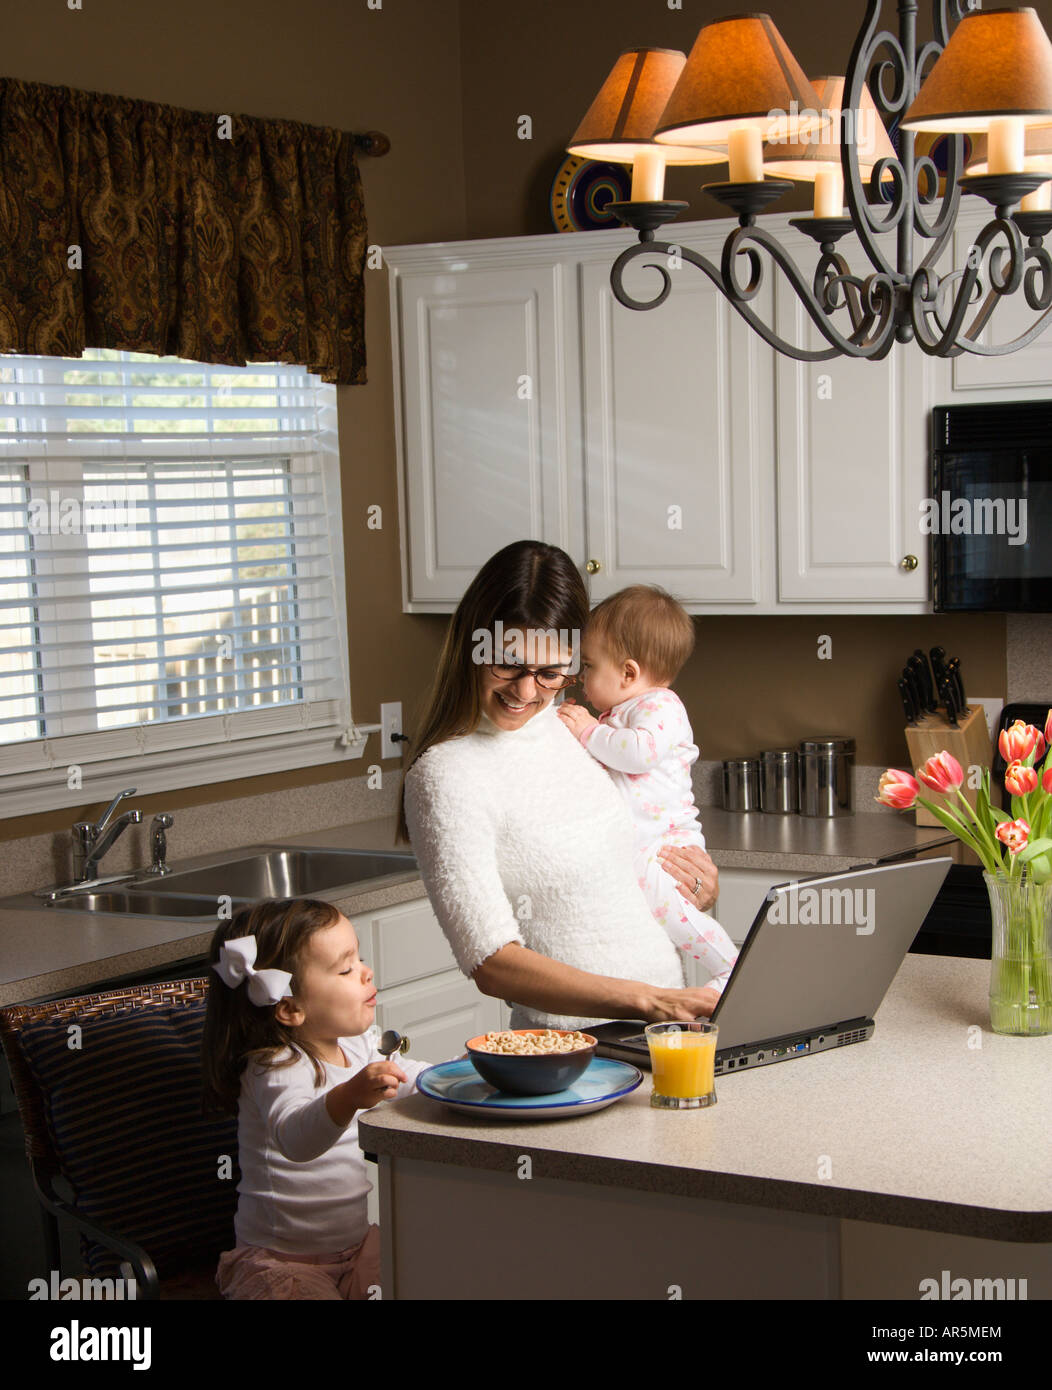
[201, 897, 342, 1115]
[396, 540, 589, 843]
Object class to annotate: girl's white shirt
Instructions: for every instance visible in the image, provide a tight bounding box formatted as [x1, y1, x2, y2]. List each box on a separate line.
[234, 1026, 432, 1255]
[403, 699, 686, 1031]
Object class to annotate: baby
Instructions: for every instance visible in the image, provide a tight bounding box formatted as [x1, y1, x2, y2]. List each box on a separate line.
[557, 585, 738, 994]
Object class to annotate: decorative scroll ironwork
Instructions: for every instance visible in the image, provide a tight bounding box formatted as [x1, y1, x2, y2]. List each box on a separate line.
[607, 0, 1052, 360]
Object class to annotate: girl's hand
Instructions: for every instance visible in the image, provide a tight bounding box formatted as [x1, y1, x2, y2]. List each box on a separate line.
[558, 701, 598, 741]
[327, 1061, 409, 1126]
[657, 844, 718, 912]
[642, 985, 721, 1021]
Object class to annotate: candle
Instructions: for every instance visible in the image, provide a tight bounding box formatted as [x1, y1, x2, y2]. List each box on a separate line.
[630, 147, 667, 202]
[728, 126, 764, 183]
[1020, 180, 1052, 212]
[987, 116, 1025, 174]
[814, 165, 845, 218]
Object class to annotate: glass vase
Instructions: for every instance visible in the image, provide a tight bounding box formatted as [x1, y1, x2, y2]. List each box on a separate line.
[985, 869, 1052, 1036]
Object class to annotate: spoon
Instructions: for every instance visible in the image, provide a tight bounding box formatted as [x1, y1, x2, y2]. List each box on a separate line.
[379, 1028, 410, 1059]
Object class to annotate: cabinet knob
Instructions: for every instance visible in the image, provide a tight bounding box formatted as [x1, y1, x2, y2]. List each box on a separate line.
[586, 558, 602, 575]
[900, 554, 919, 571]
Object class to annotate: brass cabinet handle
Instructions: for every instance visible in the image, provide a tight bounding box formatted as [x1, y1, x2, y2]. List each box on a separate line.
[900, 554, 919, 571]
[586, 558, 602, 575]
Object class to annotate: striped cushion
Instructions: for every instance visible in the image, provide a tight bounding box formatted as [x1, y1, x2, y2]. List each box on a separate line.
[20, 999, 239, 1279]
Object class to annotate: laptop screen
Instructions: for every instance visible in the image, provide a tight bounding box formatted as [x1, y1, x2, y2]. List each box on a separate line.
[708, 858, 952, 1051]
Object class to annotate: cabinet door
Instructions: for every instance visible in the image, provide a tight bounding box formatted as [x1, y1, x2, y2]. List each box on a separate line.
[374, 971, 501, 1066]
[365, 898, 458, 992]
[942, 206, 1052, 397]
[395, 262, 580, 608]
[774, 231, 931, 603]
[579, 231, 773, 606]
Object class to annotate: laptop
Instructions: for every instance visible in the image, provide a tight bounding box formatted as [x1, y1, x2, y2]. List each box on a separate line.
[589, 858, 952, 1076]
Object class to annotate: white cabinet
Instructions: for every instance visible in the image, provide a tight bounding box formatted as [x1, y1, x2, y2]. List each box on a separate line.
[386, 251, 582, 610]
[578, 229, 772, 605]
[939, 204, 1052, 398]
[388, 210, 1052, 615]
[361, 897, 502, 1060]
[773, 230, 932, 605]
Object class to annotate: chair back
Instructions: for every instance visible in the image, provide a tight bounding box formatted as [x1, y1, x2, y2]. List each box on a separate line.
[0, 978, 239, 1280]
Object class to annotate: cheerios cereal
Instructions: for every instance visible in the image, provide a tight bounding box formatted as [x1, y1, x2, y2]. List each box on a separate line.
[472, 1029, 592, 1055]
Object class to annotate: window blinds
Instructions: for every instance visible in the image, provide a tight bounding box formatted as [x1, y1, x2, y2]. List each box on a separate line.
[0, 350, 347, 775]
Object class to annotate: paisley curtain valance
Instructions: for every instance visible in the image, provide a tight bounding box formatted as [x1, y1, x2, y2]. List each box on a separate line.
[0, 76, 369, 383]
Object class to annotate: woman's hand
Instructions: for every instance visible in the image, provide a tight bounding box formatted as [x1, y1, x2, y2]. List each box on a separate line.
[657, 844, 718, 912]
[642, 985, 721, 1021]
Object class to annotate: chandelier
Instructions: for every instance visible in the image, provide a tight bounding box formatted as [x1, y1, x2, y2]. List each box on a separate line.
[565, 4, 1052, 361]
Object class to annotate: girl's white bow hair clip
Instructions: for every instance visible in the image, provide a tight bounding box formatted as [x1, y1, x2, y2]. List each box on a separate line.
[213, 936, 293, 1007]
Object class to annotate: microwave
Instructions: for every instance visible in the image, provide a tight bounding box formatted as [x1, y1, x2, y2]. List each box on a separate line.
[931, 401, 1052, 612]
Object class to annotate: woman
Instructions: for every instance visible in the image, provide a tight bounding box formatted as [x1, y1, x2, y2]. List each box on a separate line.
[398, 540, 722, 1029]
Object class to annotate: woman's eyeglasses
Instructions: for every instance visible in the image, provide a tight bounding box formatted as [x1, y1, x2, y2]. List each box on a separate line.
[487, 663, 577, 691]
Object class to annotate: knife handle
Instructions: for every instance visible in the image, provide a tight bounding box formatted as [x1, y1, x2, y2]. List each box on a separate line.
[898, 677, 917, 725]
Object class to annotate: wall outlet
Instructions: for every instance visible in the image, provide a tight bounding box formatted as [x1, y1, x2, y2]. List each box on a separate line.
[380, 702, 403, 759]
[971, 696, 1003, 742]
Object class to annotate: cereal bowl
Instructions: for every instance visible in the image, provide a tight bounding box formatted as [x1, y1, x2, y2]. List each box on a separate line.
[464, 1028, 597, 1095]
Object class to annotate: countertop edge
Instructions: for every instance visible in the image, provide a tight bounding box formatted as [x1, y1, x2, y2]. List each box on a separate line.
[357, 1118, 1051, 1241]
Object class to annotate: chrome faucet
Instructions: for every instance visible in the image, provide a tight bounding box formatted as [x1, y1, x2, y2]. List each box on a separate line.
[72, 788, 143, 882]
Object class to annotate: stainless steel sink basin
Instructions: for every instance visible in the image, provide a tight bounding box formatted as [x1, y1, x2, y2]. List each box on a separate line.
[155, 848, 418, 900]
[46, 891, 221, 917]
[30, 846, 418, 916]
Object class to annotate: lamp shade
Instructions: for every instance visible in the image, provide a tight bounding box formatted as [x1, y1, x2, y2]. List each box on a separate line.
[966, 125, 1052, 171]
[654, 15, 828, 144]
[902, 7, 1052, 132]
[568, 48, 726, 165]
[762, 77, 897, 180]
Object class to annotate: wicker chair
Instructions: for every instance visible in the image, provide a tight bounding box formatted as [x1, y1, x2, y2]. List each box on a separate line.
[0, 977, 238, 1300]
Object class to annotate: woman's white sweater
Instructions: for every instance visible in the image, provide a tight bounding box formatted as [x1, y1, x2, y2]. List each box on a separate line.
[402, 700, 686, 1030]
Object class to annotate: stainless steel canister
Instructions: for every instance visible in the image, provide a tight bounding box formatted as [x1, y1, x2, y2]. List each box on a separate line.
[722, 758, 761, 812]
[759, 748, 798, 813]
[797, 736, 856, 816]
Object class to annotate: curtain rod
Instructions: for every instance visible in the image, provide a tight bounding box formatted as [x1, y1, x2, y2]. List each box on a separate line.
[352, 131, 390, 156]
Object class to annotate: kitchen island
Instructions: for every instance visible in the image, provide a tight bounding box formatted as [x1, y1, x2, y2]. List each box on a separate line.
[359, 953, 1052, 1300]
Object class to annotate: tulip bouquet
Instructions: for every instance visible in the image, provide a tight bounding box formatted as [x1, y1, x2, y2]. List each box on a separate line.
[877, 714, 1052, 1035]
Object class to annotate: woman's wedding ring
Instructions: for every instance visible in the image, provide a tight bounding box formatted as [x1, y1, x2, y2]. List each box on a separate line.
[692, 876, 701, 897]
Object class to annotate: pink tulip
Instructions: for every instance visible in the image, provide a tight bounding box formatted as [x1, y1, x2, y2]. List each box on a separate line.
[876, 769, 920, 809]
[995, 819, 1031, 854]
[916, 751, 964, 794]
[1043, 765, 1052, 795]
[1005, 760, 1039, 796]
[1046, 709, 1052, 750]
[998, 719, 1046, 765]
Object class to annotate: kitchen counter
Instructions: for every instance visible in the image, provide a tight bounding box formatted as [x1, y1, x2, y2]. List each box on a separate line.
[359, 953, 1052, 1300]
[0, 817, 428, 1007]
[0, 808, 954, 1007]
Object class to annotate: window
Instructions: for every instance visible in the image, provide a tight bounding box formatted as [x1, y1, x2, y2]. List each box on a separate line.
[0, 351, 358, 817]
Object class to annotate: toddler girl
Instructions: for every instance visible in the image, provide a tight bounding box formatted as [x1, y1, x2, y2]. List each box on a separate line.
[201, 897, 432, 1300]
[557, 585, 738, 995]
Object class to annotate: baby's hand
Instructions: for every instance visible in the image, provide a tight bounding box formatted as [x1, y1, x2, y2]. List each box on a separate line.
[557, 702, 598, 741]
[344, 1060, 408, 1111]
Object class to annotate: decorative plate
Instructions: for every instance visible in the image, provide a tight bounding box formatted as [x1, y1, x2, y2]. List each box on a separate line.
[550, 155, 632, 233]
[416, 1056, 643, 1119]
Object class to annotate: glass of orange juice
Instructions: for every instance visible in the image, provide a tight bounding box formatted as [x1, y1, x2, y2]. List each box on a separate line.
[644, 1021, 718, 1109]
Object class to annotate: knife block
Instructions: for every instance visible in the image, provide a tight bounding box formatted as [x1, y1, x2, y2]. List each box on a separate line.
[903, 705, 993, 827]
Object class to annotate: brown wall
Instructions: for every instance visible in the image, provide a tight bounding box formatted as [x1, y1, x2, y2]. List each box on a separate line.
[0, 0, 1033, 840]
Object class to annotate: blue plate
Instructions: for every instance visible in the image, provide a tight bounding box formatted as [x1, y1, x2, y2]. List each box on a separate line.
[416, 1057, 643, 1119]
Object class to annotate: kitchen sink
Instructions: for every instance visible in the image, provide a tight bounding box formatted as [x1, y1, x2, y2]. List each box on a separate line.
[45, 891, 222, 917]
[154, 849, 418, 899]
[28, 846, 418, 917]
